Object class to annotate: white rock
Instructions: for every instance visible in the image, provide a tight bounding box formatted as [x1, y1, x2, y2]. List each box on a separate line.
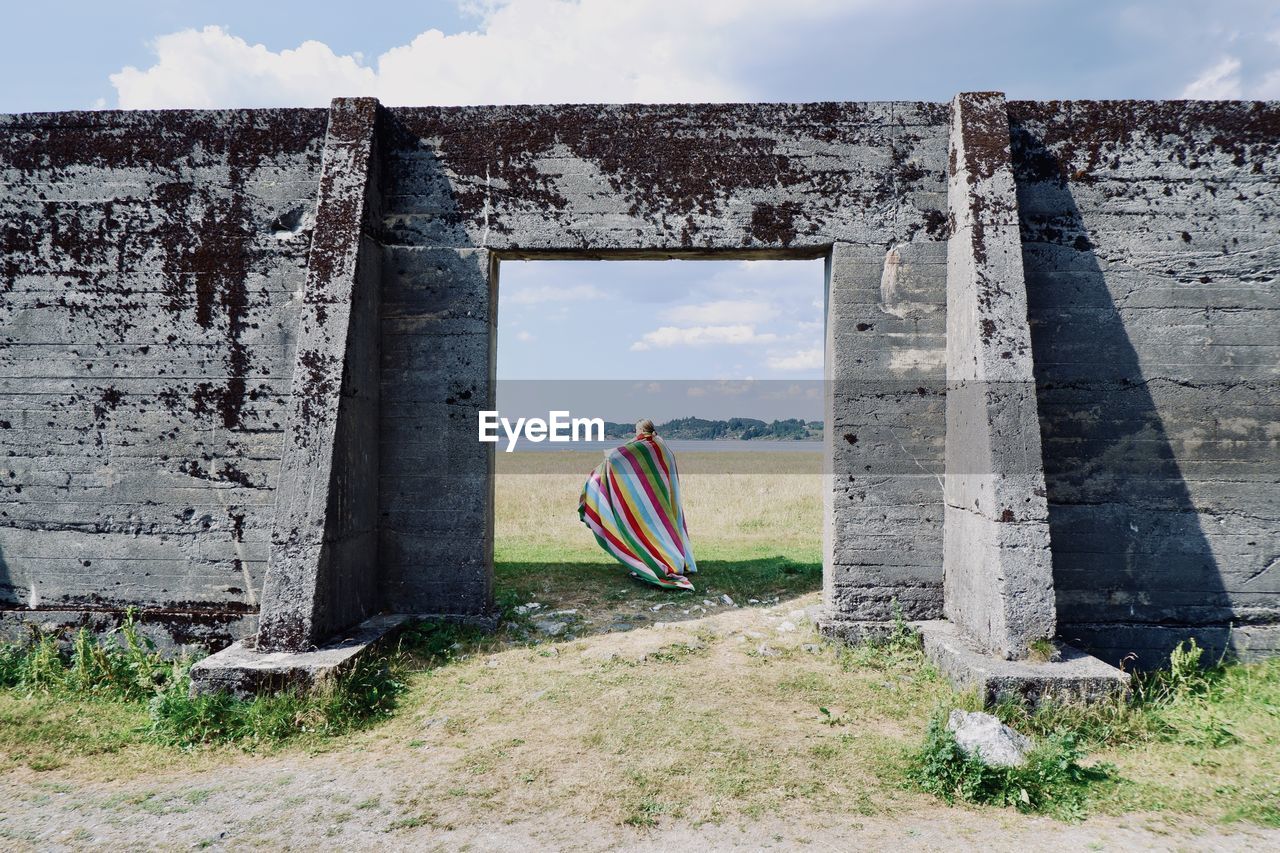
[946, 710, 1032, 767]
[748, 599, 760, 604]
[802, 643, 822, 654]
[777, 620, 798, 633]
[721, 594, 735, 606]
[789, 609, 807, 622]
[744, 630, 765, 640]
[702, 599, 714, 607]
[533, 619, 567, 637]
[756, 643, 780, 657]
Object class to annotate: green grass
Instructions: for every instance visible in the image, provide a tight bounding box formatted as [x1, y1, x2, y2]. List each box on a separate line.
[0, 609, 406, 767]
[905, 638, 1280, 822]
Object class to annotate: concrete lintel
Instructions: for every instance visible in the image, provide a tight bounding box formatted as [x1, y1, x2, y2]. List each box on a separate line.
[919, 619, 1130, 706]
[190, 613, 408, 698]
[943, 92, 1056, 659]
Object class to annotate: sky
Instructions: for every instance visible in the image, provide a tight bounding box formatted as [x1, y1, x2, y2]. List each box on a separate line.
[3, 0, 1279, 416]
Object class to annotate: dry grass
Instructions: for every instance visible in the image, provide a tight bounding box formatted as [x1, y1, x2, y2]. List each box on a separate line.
[496, 450, 823, 563]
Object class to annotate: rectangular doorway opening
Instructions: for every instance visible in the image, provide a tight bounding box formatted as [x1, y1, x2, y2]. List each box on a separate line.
[492, 256, 827, 639]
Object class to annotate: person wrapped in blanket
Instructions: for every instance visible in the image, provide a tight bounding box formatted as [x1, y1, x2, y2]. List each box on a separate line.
[578, 418, 697, 590]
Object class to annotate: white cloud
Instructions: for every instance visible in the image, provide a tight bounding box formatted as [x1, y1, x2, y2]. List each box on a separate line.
[108, 2, 860, 108]
[766, 347, 823, 371]
[1181, 57, 1244, 99]
[661, 299, 776, 325]
[515, 330, 535, 342]
[630, 325, 777, 351]
[111, 27, 376, 108]
[505, 283, 604, 304]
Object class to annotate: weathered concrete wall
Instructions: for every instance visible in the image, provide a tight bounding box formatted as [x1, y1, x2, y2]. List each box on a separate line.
[943, 93, 1055, 659]
[0, 108, 327, 646]
[1010, 100, 1280, 666]
[257, 99, 384, 651]
[2, 98, 1275, 668]
[382, 104, 952, 623]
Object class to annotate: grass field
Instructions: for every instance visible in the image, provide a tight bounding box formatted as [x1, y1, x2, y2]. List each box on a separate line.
[0, 450, 1278, 846]
[494, 450, 823, 629]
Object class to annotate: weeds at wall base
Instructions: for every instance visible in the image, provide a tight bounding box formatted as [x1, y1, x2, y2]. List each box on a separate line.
[904, 637, 1272, 819]
[0, 609, 405, 750]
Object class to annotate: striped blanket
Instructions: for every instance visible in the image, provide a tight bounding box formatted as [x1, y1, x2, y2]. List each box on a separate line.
[578, 434, 697, 590]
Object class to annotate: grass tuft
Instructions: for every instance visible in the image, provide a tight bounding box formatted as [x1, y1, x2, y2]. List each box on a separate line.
[907, 714, 1112, 820]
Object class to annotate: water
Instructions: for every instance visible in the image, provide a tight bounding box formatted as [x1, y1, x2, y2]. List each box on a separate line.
[502, 438, 822, 453]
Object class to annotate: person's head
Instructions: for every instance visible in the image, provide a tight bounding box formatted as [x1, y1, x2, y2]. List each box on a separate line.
[636, 418, 656, 437]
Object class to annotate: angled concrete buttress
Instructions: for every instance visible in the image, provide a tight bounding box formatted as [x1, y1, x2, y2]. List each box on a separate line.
[919, 93, 1127, 704]
[191, 98, 402, 695]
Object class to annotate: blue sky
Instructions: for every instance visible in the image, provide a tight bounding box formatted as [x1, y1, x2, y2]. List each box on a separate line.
[4, 0, 1278, 406]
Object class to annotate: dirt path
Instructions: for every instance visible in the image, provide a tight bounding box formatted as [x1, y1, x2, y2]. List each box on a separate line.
[2, 752, 1275, 853]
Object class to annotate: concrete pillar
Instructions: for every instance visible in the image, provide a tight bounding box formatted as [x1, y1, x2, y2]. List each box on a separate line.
[256, 98, 384, 652]
[943, 92, 1056, 659]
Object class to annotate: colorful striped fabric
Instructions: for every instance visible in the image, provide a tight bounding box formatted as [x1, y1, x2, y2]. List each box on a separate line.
[578, 434, 697, 590]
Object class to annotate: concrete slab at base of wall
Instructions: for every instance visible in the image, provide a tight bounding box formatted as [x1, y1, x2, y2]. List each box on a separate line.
[919, 619, 1130, 706]
[815, 616, 905, 645]
[190, 614, 408, 698]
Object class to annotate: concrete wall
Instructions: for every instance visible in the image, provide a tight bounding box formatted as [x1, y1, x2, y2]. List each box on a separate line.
[1010, 100, 1280, 666]
[0, 109, 327, 646]
[943, 93, 1055, 659]
[380, 103, 952, 623]
[1, 98, 1275, 666]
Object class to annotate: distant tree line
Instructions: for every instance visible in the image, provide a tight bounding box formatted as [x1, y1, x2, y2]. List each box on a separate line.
[601, 417, 823, 441]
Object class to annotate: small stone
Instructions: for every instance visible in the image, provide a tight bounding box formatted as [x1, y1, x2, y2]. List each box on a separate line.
[748, 599, 760, 604]
[609, 622, 633, 632]
[802, 643, 822, 654]
[744, 630, 765, 639]
[777, 620, 797, 633]
[485, 657, 500, 668]
[720, 594, 735, 606]
[533, 619, 567, 636]
[702, 599, 714, 607]
[789, 609, 806, 621]
[756, 643, 780, 657]
[651, 603, 670, 612]
[946, 710, 1032, 767]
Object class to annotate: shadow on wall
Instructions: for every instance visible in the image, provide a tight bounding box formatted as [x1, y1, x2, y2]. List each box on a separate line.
[0, 543, 13, 607]
[1013, 130, 1230, 671]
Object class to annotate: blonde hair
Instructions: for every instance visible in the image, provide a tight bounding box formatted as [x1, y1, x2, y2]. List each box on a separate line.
[636, 418, 656, 436]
